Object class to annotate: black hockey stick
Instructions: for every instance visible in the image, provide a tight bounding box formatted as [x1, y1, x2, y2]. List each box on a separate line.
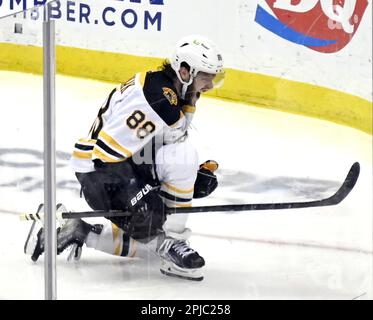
[169, 162, 360, 214]
[20, 162, 360, 221]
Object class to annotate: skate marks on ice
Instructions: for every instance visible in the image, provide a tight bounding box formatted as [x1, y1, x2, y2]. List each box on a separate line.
[0, 148, 80, 193]
[217, 168, 341, 203]
[0, 148, 339, 201]
[0, 148, 71, 168]
[193, 231, 373, 256]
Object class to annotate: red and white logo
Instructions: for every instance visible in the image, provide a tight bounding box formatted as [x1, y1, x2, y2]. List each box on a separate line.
[255, 1, 369, 53]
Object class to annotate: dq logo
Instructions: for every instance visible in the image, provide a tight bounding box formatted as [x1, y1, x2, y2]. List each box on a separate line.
[255, 0, 369, 53]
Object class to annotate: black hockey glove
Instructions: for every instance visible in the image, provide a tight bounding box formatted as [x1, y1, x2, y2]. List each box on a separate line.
[193, 160, 219, 199]
[126, 189, 166, 241]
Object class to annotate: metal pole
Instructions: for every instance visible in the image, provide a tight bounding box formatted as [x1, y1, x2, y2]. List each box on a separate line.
[43, 2, 56, 300]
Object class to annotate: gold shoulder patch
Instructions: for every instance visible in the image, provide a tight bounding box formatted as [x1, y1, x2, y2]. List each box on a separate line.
[162, 87, 178, 106]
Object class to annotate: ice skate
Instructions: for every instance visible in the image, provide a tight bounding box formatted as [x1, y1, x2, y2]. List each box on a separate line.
[157, 237, 205, 281]
[24, 219, 45, 262]
[24, 204, 46, 262]
[56, 218, 97, 260]
[24, 204, 98, 261]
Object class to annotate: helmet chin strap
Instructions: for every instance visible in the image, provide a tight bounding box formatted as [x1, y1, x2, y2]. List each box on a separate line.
[181, 82, 190, 99]
[176, 68, 195, 100]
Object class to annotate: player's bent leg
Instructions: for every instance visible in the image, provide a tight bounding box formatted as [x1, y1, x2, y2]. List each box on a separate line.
[116, 229, 206, 281]
[85, 221, 138, 257]
[155, 142, 205, 280]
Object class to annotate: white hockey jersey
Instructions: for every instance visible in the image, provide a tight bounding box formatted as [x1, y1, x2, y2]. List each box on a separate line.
[70, 71, 195, 173]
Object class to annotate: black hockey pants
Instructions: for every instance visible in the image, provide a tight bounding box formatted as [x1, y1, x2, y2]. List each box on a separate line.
[75, 160, 165, 242]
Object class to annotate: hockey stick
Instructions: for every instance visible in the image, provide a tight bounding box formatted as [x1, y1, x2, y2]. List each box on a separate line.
[19, 162, 360, 221]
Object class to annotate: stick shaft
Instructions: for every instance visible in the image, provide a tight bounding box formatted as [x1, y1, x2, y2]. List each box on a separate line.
[19, 162, 359, 221]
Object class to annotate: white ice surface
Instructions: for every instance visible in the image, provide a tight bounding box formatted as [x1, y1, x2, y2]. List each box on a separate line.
[0, 71, 371, 300]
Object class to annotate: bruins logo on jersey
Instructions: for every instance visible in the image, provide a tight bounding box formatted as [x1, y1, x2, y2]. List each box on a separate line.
[162, 87, 178, 106]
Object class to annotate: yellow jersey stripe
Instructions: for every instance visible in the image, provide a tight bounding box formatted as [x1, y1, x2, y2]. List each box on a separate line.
[162, 197, 193, 208]
[78, 138, 97, 144]
[163, 182, 194, 194]
[93, 147, 123, 163]
[139, 72, 146, 88]
[182, 105, 196, 113]
[99, 131, 132, 158]
[112, 223, 119, 242]
[73, 151, 92, 159]
[114, 243, 122, 256]
[175, 203, 192, 208]
[112, 224, 123, 256]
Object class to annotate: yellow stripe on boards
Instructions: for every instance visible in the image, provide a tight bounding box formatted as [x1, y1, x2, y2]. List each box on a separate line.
[0, 42, 371, 135]
[0, 43, 43, 74]
[212, 68, 372, 135]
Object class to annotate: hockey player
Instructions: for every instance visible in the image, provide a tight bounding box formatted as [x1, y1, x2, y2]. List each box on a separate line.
[25, 35, 225, 281]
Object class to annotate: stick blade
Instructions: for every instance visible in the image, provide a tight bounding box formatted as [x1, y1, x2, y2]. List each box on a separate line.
[324, 162, 360, 206]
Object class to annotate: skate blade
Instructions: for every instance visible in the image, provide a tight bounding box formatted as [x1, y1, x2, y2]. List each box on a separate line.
[24, 220, 38, 254]
[66, 243, 82, 262]
[160, 260, 204, 281]
[160, 268, 203, 281]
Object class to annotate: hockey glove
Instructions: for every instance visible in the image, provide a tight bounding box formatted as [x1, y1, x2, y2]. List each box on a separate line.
[126, 190, 166, 241]
[193, 160, 219, 199]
